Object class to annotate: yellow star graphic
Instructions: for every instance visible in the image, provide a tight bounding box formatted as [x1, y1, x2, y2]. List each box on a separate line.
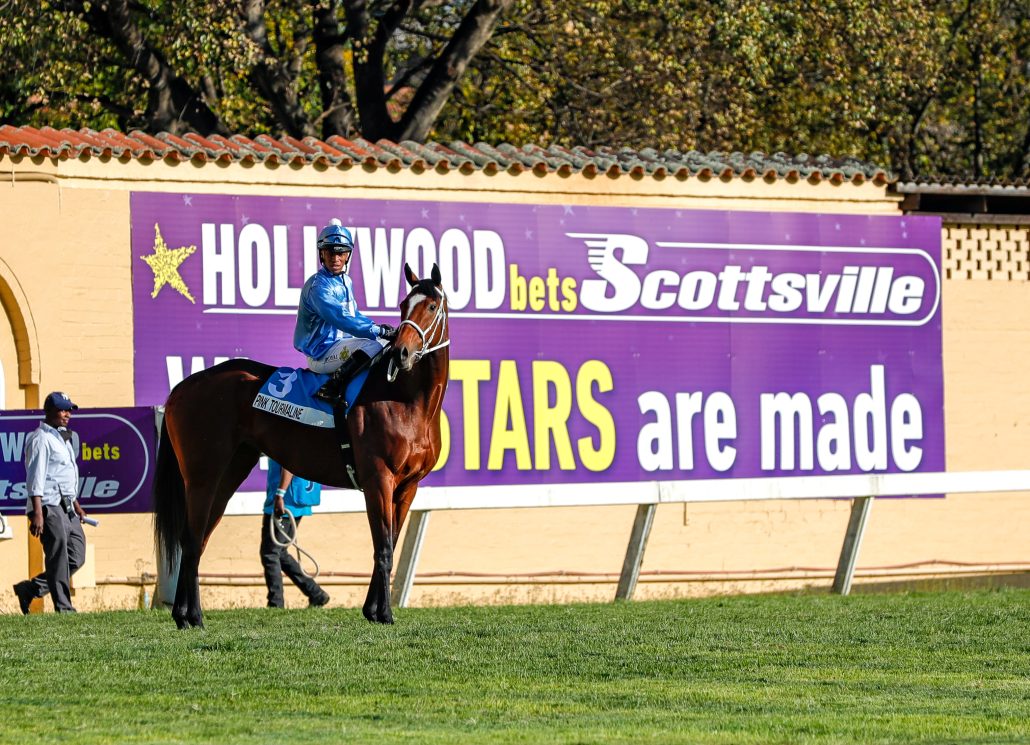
[140, 223, 196, 303]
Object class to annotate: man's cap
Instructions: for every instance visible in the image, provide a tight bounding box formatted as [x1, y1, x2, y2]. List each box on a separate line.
[44, 391, 78, 411]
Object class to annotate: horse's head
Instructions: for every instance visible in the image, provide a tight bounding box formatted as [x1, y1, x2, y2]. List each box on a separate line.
[387, 262, 449, 382]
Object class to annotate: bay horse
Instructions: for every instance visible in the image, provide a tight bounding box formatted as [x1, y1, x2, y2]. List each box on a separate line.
[154, 263, 449, 627]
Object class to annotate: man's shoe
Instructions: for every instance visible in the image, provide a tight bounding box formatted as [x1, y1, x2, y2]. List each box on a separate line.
[308, 590, 330, 608]
[315, 351, 372, 408]
[314, 373, 344, 406]
[13, 581, 35, 615]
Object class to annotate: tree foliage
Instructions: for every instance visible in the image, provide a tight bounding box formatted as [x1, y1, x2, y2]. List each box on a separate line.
[0, 0, 514, 141]
[0, 0, 1026, 179]
[442, 0, 1030, 180]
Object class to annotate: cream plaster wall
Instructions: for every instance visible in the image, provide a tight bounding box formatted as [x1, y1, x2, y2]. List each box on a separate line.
[0, 180, 133, 407]
[0, 152, 1026, 615]
[6, 153, 901, 213]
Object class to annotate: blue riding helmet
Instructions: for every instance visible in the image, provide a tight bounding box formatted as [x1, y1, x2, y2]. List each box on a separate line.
[317, 221, 354, 253]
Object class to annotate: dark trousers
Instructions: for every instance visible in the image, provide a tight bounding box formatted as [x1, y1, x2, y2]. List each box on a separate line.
[26, 506, 86, 612]
[260, 514, 323, 607]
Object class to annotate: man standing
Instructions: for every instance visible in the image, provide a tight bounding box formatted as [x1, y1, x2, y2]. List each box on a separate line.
[261, 458, 329, 608]
[12, 391, 88, 614]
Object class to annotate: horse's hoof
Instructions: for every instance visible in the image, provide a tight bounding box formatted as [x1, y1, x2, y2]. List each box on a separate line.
[363, 605, 394, 624]
[174, 612, 204, 630]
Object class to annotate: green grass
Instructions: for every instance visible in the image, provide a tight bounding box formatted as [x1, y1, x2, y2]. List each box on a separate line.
[1, 590, 1028, 744]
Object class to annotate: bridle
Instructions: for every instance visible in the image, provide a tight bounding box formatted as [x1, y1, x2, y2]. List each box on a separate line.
[386, 290, 450, 383]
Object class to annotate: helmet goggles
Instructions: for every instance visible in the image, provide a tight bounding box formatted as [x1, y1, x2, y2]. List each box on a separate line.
[317, 223, 354, 253]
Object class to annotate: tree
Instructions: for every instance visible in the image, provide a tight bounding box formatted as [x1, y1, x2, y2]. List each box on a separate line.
[434, 0, 1029, 180]
[0, 0, 515, 141]
[1, 0, 1026, 179]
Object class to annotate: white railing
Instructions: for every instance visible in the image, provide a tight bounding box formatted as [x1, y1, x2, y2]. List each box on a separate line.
[225, 469, 1030, 607]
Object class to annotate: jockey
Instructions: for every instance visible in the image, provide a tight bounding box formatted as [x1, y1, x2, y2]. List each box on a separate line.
[294, 219, 395, 409]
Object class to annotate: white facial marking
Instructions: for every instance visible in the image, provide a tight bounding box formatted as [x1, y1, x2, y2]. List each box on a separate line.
[406, 292, 428, 314]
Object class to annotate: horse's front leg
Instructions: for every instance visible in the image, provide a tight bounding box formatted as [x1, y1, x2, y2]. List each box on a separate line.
[362, 475, 396, 624]
[391, 481, 420, 547]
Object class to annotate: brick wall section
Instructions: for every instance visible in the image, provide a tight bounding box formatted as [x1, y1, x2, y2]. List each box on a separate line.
[943, 223, 1030, 280]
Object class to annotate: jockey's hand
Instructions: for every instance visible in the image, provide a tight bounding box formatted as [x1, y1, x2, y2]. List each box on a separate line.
[378, 324, 397, 340]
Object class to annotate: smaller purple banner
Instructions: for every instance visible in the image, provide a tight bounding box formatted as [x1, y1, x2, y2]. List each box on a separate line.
[0, 407, 157, 515]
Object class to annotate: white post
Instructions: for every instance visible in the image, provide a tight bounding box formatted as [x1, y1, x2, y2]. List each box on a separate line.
[832, 496, 874, 595]
[150, 406, 181, 608]
[152, 541, 181, 609]
[392, 510, 431, 608]
[615, 503, 657, 601]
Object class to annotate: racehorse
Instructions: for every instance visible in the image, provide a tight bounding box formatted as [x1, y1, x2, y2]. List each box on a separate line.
[154, 263, 449, 627]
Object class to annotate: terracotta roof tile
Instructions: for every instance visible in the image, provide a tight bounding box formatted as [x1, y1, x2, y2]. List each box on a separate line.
[324, 136, 376, 164]
[157, 131, 202, 160]
[350, 138, 404, 168]
[254, 134, 303, 164]
[301, 136, 351, 165]
[282, 135, 320, 157]
[203, 134, 255, 162]
[0, 125, 894, 184]
[0, 125, 59, 156]
[119, 131, 160, 156]
[229, 134, 274, 159]
[183, 133, 232, 161]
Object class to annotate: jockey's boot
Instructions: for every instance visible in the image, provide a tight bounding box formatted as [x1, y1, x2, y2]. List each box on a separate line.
[315, 350, 371, 410]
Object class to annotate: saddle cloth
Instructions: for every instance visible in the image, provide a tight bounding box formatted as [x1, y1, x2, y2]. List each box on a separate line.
[253, 366, 370, 427]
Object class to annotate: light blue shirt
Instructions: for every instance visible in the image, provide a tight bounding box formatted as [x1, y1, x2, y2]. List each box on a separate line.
[23, 422, 80, 511]
[264, 460, 322, 518]
[293, 267, 382, 361]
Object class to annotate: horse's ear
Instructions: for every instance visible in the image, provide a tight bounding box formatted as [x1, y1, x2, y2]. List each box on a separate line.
[404, 263, 418, 286]
[431, 263, 442, 287]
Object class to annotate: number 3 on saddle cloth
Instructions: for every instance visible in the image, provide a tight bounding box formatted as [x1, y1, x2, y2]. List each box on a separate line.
[253, 366, 371, 425]
[252, 366, 371, 478]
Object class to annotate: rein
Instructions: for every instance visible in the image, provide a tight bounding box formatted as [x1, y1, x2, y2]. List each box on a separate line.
[386, 295, 449, 383]
[269, 511, 320, 579]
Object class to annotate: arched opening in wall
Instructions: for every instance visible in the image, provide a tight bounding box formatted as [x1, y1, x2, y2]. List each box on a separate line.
[1, 303, 22, 409]
[0, 260, 40, 409]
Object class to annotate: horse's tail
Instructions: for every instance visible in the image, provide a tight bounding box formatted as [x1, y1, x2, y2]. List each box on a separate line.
[153, 419, 185, 571]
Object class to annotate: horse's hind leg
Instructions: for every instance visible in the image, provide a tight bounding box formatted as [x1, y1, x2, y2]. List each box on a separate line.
[172, 524, 205, 629]
[174, 445, 261, 629]
[206, 444, 261, 542]
[172, 482, 222, 629]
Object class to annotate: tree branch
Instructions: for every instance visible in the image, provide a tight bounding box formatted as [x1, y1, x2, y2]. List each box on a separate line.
[240, 0, 315, 138]
[395, 0, 515, 142]
[347, 0, 414, 138]
[62, 0, 225, 135]
[312, 0, 358, 138]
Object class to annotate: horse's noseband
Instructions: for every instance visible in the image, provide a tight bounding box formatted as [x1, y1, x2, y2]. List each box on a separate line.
[386, 295, 449, 383]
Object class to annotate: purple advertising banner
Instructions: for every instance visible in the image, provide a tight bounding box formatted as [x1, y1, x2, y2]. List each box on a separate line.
[0, 407, 156, 515]
[131, 193, 944, 492]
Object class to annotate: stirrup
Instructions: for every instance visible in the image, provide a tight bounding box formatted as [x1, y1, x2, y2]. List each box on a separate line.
[315, 374, 344, 406]
[317, 350, 370, 409]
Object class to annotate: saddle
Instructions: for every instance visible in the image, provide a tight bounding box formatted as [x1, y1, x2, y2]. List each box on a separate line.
[252, 357, 379, 490]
